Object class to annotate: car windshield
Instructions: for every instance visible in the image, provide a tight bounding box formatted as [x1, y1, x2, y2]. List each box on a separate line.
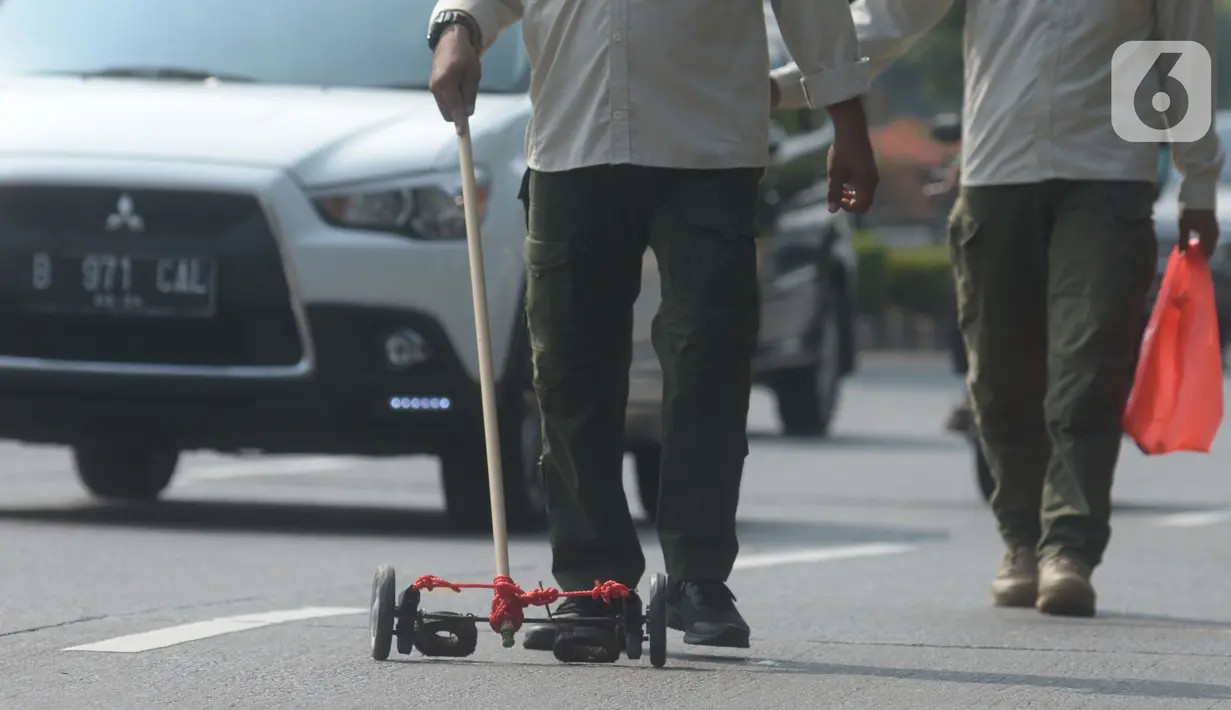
[0, 0, 529, 93]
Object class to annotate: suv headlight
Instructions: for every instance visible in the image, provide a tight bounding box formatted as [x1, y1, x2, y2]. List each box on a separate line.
[309, 168, 489, 240]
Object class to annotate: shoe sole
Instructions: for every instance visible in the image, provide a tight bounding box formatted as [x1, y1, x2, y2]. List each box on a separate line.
[991, 581, 1038, 608]
[1036, 586, 1095, 617]
[666, 608, 751, 649]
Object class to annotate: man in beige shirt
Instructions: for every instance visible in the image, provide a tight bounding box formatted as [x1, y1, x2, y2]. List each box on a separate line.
[778, 0, 1224, 617]
[426, 0, 880, 654]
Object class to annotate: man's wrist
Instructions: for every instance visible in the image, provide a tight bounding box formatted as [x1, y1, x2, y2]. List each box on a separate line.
[825, 96, 868, 134]
[428, 10, 482, 51]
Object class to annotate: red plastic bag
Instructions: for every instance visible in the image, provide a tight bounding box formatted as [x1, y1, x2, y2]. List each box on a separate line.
[1123, 245, 1224, 454]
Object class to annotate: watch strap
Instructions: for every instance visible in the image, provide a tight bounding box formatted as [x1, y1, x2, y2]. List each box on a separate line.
[428, 10, 480, 51]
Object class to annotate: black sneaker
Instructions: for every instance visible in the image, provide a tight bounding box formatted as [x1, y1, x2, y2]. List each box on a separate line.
[521, 596, 616, 651]
[666, 580, 750, 648]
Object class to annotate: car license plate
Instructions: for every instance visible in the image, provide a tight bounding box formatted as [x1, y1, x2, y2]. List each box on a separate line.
[23, 252, 217, 317]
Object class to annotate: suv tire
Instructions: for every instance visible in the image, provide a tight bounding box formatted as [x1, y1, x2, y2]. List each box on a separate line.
[73, 444, 179, 501]
[771, 284, 845, 437]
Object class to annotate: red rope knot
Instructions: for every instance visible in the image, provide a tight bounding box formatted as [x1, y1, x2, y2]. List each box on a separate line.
[412, 575, 461, 593]
[488, 575, 526, 633]
[581, 579, 632, 603]
[521, 586, 562, 608]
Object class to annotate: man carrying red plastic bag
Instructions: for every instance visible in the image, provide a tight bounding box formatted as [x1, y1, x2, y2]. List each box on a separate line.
[1125, 240, 1224, 455]
[776, 0, 1224, 618]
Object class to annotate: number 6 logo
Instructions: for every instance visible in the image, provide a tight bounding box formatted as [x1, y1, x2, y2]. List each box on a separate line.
[1111, 40, 1213, 144]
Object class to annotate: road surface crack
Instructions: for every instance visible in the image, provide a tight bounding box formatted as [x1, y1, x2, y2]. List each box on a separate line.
[0, 615, 106, 639]
[0, 594, 269, 641]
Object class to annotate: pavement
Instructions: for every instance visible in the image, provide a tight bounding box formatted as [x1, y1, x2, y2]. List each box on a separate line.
[2, 352, 1231, 709]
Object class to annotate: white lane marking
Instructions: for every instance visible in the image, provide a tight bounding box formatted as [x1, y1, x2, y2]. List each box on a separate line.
[1153, 511, 1231, 528]
[732, 542, 914, 570]
[64, 606, 365, 653]
[0, 462, 74, 478]
[176, 457, 360, 485]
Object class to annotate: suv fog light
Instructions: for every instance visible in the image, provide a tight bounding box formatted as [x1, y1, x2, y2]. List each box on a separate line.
[385, 328, 431, 369]
[389, 396, 451, 411]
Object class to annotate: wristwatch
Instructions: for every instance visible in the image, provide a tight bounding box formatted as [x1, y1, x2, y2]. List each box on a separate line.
[427, 10, 480, 51]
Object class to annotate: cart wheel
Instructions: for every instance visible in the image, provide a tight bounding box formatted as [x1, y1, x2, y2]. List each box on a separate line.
[552, 625, 621, 664]
[647, 573, 668, 668]
[974, 441, 994, 503]
[395, 587, 420, 655]
[624, 592, 644, 660]
[369, 565, 396, 661]
[414, 612, 480, 657]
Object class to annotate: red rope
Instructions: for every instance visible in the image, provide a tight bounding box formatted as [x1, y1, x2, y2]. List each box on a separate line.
[411, 574, 632, 634]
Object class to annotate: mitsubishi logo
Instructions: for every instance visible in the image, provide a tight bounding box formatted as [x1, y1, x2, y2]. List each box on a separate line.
[105, 193, 145, 232]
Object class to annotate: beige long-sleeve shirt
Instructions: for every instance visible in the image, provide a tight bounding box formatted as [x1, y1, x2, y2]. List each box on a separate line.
[772, 0, 1225, 210]
[428, 0, 872, 172]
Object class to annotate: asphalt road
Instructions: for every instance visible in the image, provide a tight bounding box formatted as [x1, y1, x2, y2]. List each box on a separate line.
[2, 353, 1231, 710]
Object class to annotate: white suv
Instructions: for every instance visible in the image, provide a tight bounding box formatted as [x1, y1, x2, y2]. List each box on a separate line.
[0, 0, 860, 531]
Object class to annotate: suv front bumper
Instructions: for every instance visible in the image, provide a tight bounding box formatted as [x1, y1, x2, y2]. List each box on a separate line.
[0, 305, 488, 455]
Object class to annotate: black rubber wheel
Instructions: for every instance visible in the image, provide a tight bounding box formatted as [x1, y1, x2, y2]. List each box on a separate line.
[974, 440, 994, 503]
[72, 444, 178, 501]
[369, 565, 396, 661]
[394, 587, 420, 655]
[413, 612, 480, 657]
[552, 625, 621, 664]
[632, 444, 661, 524]
[770, 286, 845, 437]
[647, 573, 668, 668]
[624, 593, 644, 660]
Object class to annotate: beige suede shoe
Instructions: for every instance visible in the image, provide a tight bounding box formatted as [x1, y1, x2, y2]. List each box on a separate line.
[991, 546, 1038, 608]
[1036, 554, 1096, 617]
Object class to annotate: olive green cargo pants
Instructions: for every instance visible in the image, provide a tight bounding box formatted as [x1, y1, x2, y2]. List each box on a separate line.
[520, 165, 762, 591]
[950, 180, 1157, 568]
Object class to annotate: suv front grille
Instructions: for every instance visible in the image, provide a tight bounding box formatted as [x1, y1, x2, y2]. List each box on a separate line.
[0, 185, 304, 368]
[0, 186, 256, 237]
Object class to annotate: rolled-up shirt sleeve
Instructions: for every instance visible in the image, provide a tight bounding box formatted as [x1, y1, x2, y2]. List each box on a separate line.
[769, 0, 870, 108]
[429, 0, 522, 52]
[1157, 0, 1224, 211]
[771, 0, 954, 110]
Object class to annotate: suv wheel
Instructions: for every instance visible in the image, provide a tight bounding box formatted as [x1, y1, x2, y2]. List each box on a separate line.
[770, 285, 845, 437]
[72, 444, 179, 501]
[439, 379, 547, 534]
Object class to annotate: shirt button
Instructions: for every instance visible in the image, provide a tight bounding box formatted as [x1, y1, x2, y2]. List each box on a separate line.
[613, 110, 625, 120]
[612, 31, 624, 42]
